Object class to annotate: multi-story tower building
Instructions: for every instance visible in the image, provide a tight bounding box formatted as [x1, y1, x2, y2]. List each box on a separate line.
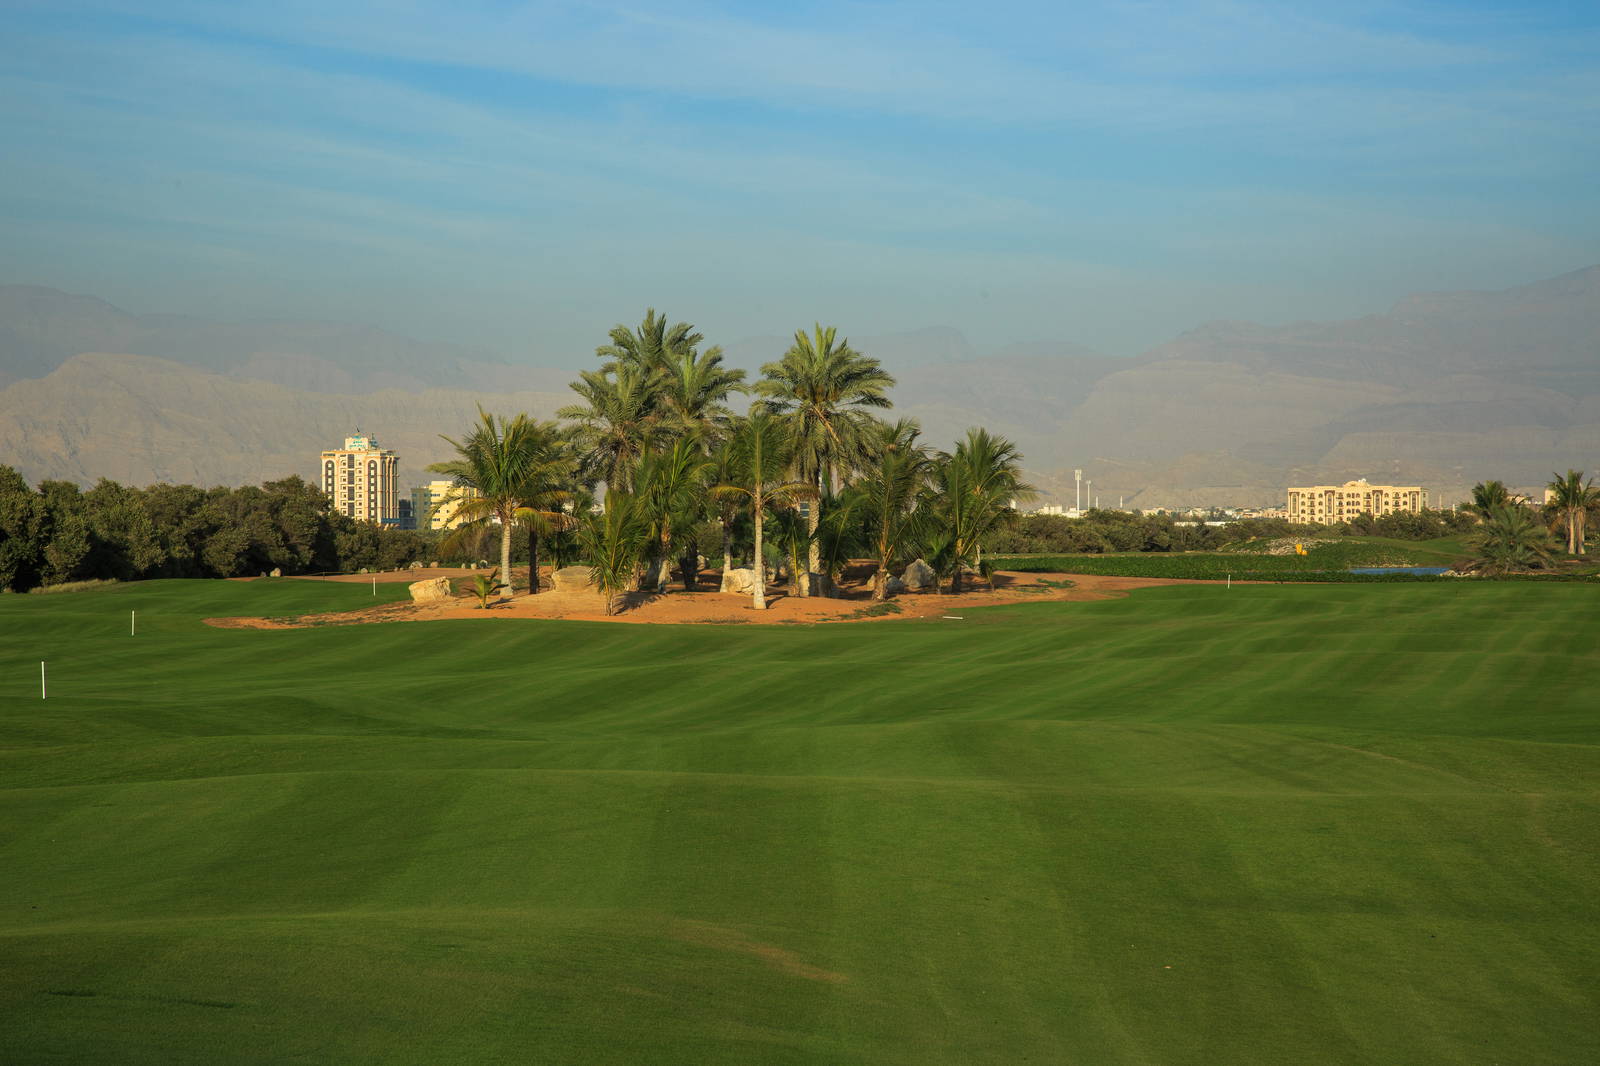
[1286, 478, 1427, 524]
[319, 432, 399, 523]
[411, 480, 479, 531]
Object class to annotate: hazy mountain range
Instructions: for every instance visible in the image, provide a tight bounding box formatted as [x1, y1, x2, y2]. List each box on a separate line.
[2, 266, 1596, 508]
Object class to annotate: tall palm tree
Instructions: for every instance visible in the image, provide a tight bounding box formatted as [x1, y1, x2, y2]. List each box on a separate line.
[1545, 470, 1598, 556]
[857, 419, 933, 600]
[429, 408, 561, 600]
[662, 344, 746, 443]
[712, 412, 814, 610]
[1471, 503, 1557, 575]
[596, 308, 705, 377]
[1467, 480, 1511, 521]
[513, 423, 578, 595]
[558, 365, 664, 493]
[757, 325, 894, 595]
[658, 346, 745, 588]
[934, 428, 1035, 592]
[708, 435, 745, 590]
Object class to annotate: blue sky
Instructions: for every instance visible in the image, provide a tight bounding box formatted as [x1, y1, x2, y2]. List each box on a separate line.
[1, 0, 1596, 362]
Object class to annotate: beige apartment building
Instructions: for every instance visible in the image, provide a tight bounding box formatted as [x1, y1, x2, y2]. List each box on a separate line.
[319, 432, 399, 523]
[1286, 478, 1427, 524]
[411, 480, 480, 531]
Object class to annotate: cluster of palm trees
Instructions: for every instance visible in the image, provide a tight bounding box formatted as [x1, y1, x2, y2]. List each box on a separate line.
[1466, 472, 1600, 574]
[428, 311, 1033, 612]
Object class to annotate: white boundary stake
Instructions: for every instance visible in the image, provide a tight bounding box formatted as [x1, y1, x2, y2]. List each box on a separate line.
[372, 576, 377, 596]
[40, 661, 46, 699]
[131, 609, 137, 636]
[1227, 574, 1232, 590]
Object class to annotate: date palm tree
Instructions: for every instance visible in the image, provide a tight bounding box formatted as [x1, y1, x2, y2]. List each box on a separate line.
[558, 365, 664, 493]
[933, 429, 1036, 592]
[815, 490, 867, 590]
[513, 423, 579, 595]
[638, 438, 713, 592]
[1467, 480, 1511, 521]
[1544, 470, 1598, 556]
[857, 419, 933, 600]
[597, 308, 705, 378]
[757, 325, 894, 595]
[576, 491, 650, 615]
[1471, 502, 1557, 575]
[662, 344, 746, 443]
[429, 408, 561, 601]
[659, 345, 745, 587]
[712, 412, 815, 610]
[708, 436, 745, 591]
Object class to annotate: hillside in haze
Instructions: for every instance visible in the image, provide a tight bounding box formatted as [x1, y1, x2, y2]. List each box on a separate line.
[1, 267, 1596, 507]
[0, 285, 561, 394]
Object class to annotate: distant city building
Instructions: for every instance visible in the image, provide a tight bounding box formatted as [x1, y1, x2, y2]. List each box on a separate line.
[390, 498, 416, 531]
[319, 432, 399, 524]
[1286, 478, 1427, 524]
[412, 479, 479, 531]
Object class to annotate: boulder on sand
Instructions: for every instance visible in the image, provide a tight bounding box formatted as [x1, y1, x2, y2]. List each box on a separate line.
[884, 576, 908, 595]
[901, 558, 936, 590]
[721, 568, 758, 594]
[409, 560, 424, 570]
[409, 577, 453, 604]
[269, 567, 282, 578]
[551, 565, 594, 592]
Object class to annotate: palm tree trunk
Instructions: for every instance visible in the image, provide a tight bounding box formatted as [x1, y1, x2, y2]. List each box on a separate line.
[680, 535, 698, 592]
[804, 479, 821, 597]
[720, 520, 734, 591]
[873, 537, 888, 601]
[528, 526, 540, 595]
[499, 519, 513, 602]
[752, 494, 767, 610]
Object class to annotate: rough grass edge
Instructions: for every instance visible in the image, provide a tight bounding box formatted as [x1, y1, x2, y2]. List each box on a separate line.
[26, 579, 122, 595]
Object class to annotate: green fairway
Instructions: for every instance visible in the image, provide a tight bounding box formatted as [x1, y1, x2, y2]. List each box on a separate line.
[2, 579, 1597, 1064]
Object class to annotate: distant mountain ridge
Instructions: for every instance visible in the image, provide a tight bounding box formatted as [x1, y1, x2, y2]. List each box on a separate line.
[0, 285, 550, 394]
[0, 352, 568, 490]
[1, 267, 1596, 508]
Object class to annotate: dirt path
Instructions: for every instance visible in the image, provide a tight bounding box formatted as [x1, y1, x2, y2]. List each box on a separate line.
[207, 569, 1207, 630]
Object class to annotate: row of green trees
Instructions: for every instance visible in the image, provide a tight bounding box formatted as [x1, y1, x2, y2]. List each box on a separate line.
[0, 470, 432, 592]
[430, 313, 1033, 611]
[1466, 474, 1600, 574]
[990, 507, 1478, 556]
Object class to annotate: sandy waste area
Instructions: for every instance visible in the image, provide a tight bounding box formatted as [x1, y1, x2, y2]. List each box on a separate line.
[209, 565, 1204, 630]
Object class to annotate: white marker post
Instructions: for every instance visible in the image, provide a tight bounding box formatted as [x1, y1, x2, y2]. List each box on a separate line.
[131, 610, 136, 636]
[41, 661, 46, 699]
[1227, 574, 1232, 590]
[372, 576, 377, 596]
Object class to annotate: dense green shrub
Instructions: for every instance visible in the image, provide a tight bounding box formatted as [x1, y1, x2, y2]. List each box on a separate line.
[0, 467, 432, 591]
